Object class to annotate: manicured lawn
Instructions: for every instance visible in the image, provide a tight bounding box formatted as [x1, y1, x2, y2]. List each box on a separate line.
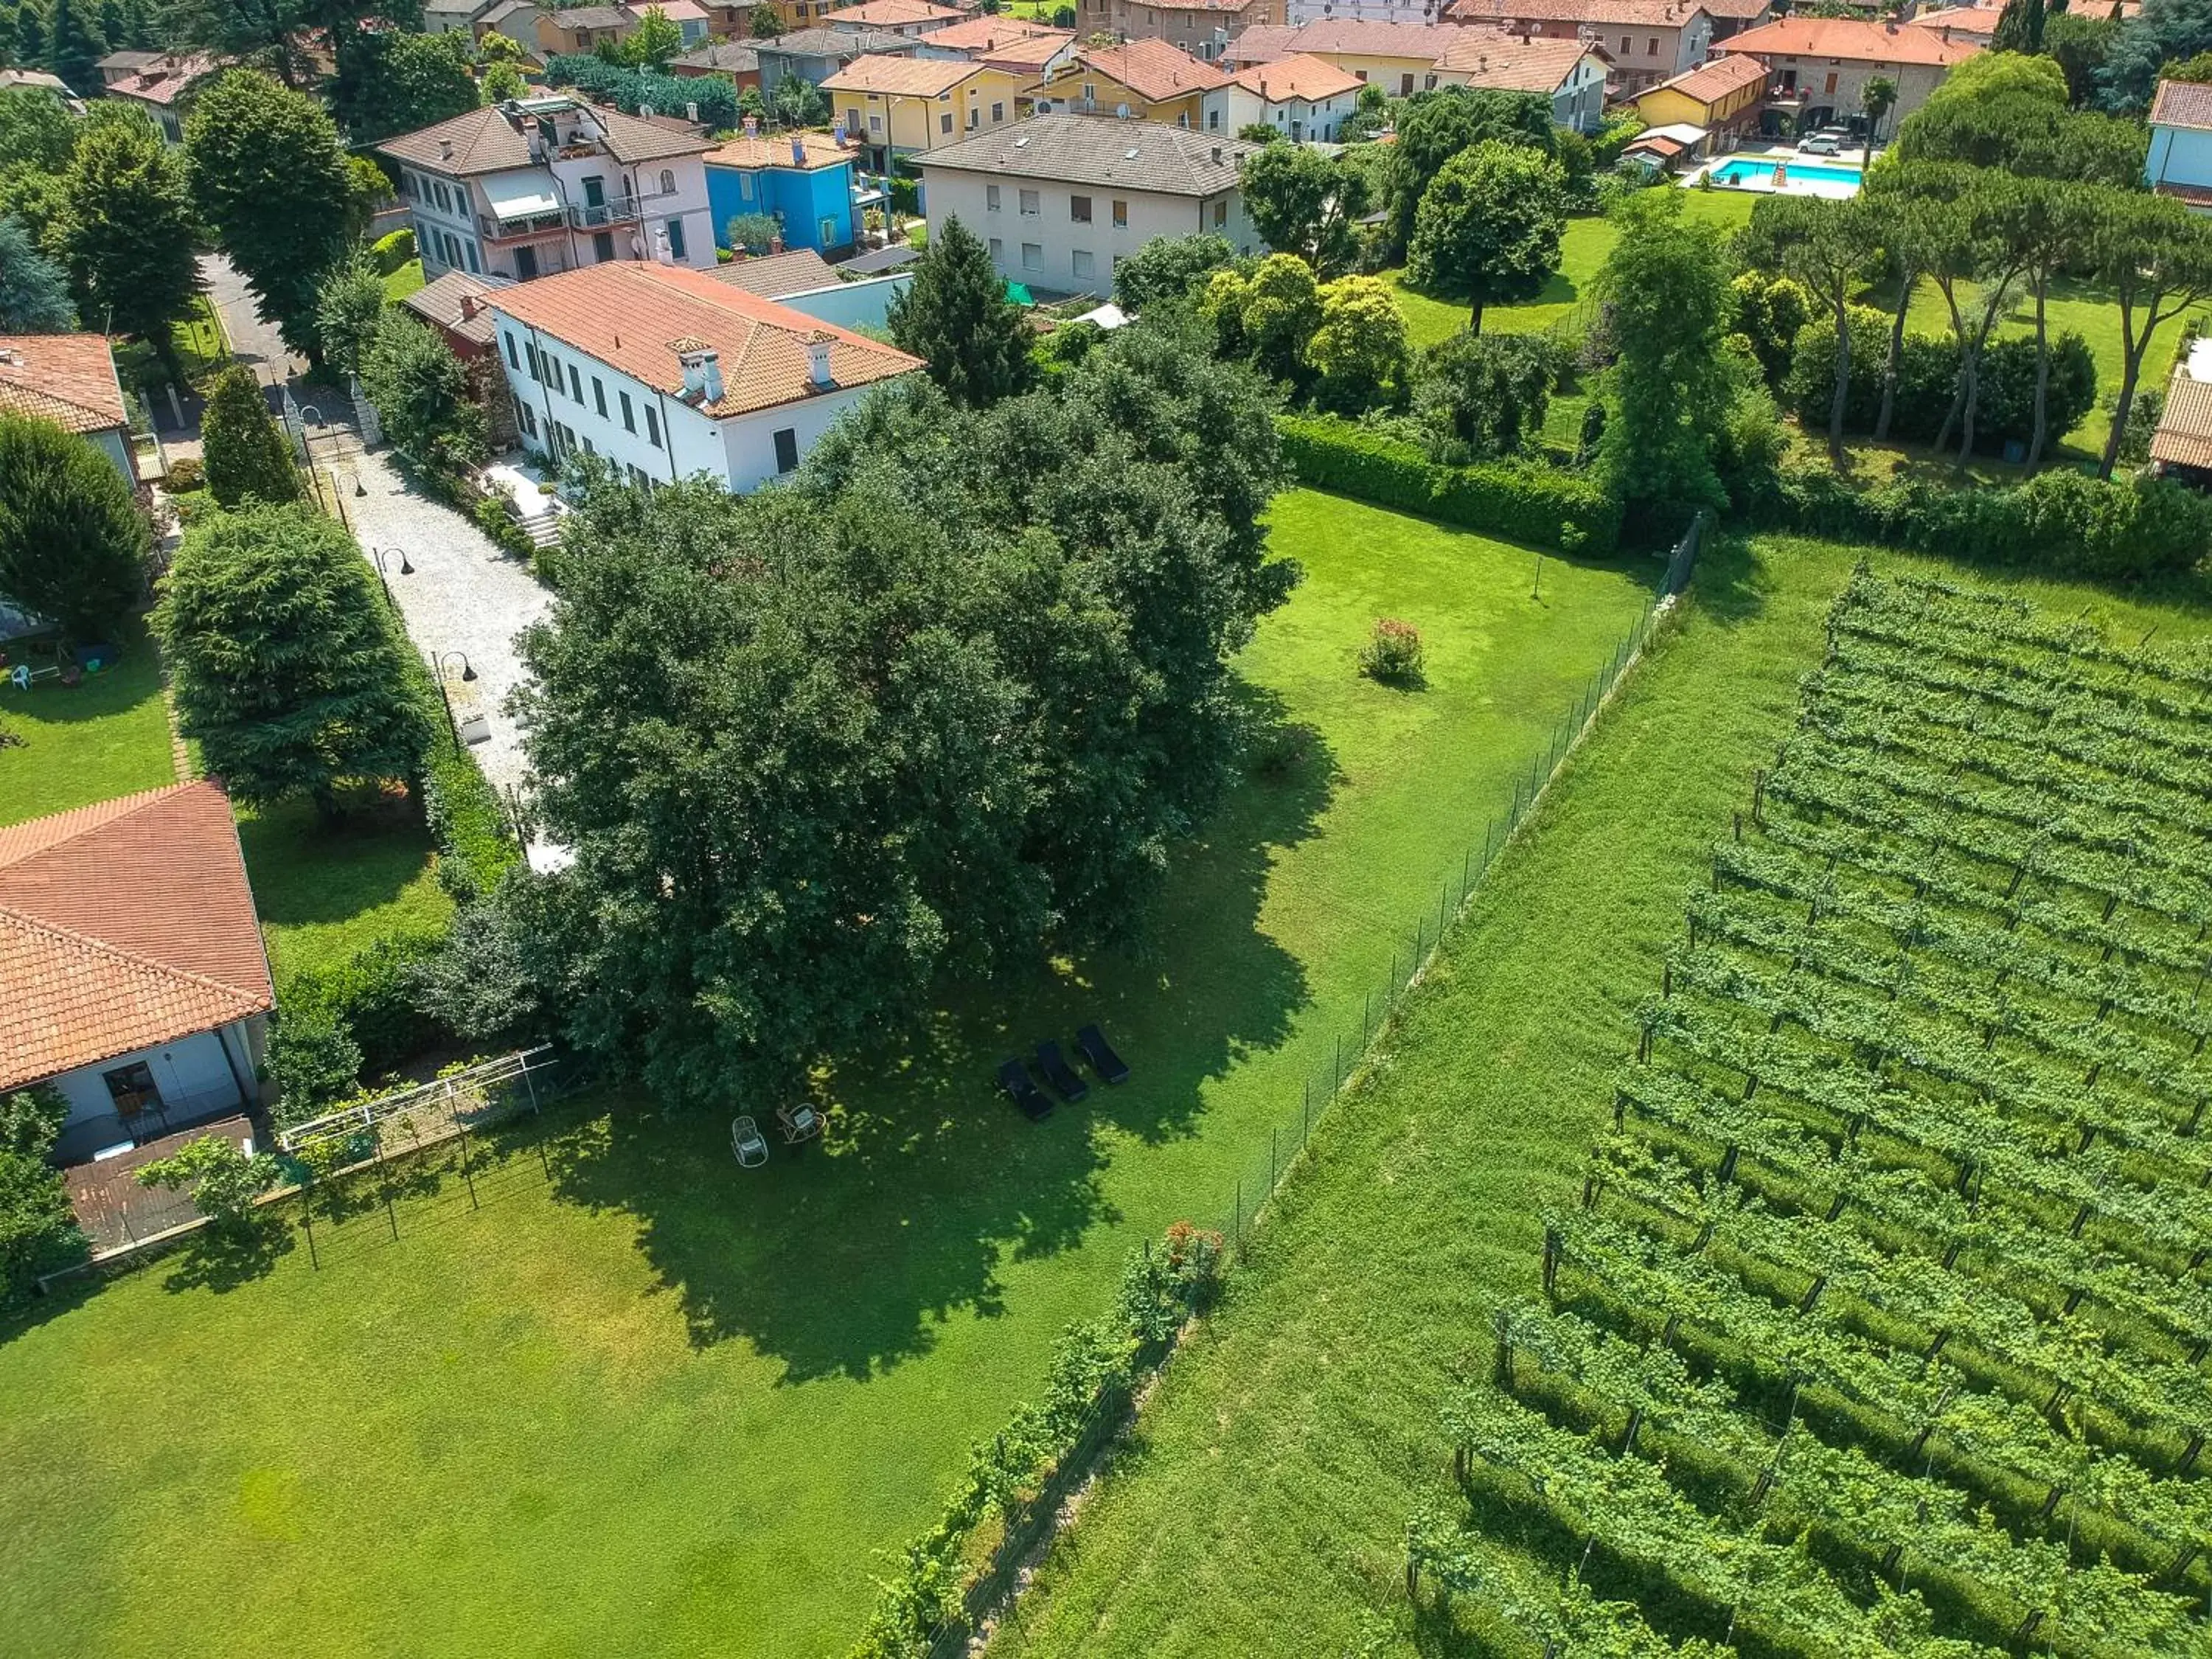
[381, 259, 426, 302]
[0, 491, 1658, 1658]
[170, 293, 229, 387]
[238, 793, 453, 983]
[983, 535, 2212, 1658]
[0, 621, 176, 827]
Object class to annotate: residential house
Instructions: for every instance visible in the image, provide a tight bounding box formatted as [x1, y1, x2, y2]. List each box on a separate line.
[1431, 29, 1607, 128]
[672, 38, 764, 86]
[2152, 350, 2212, 480]
[659, 0, 714, 41]
[1222, 53, 1363, 141]
[1628, 47, 1767, 138]
[397, 270, 521, 442]
[1036, 38, 1231, 130]
[704, 128, 858, 250]
[1906, 0, 2130, 46]
[693, 0, 760, 35]
[93, 48, 164, 86]
[706, 246, 841, 295]
[487, 260, 922, 490]
[824, 52, 1033, 169]
[381, 94, 717, 283]
[754, 0, 864, 32]
[0, 783, 275, 1169]
[757, 26, 917, 98]
[1284, 0, 1450, 27]
[1224, 21, 1465, 97]
[476, 0, 550, 43]
[536, 2, 640, 55]
[1076, 0, 1286, 63]
[917, 15, 1079, 77]
[102, 52, 222, 142]
[1447, 0, 1712, 94]
[2147, 78, 2212, 212]
[0, 67, 85, 108]
[0, 334, 137, 485]
[1712, 15, 1979, 135]
[914, 114, 1259, 295]
[1697, 0, 1767, 43]
[828, 0, 967, 36]
[424, 0, 503, 32]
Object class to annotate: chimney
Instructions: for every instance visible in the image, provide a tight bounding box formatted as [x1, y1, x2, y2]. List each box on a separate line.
[687, 101, 701, 123]
[700, 350, 724, 405]
[680, 348, 707, 397]
[744, 113, 759, 137]
[439, 137, 456, 160]
[459, 292, 481, 321]
[770, 232, 785, 252]
[1211, 144, 1222, 162]
[805, 334, 833, 386]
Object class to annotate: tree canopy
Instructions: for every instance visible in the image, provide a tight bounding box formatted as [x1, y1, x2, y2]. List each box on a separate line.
[1240, 142, 1368, 276]
[156, 503, 434, 818]
[1388, 85, 1554, 251]
[330, 28, 478, 143]
[201, 366, 301, 507]
[58, 113, 198, 366]
[0, 412, 150, 636]
[0, 214, 74, 330]
[2100, 0, 2212, 108]
[1110, 232, 1234, 312]
[360, 308, 487, 477]
[1405, 140, 1567, 333]
[509, 313, 1294, 1107]
[886, 215, 1033, 408]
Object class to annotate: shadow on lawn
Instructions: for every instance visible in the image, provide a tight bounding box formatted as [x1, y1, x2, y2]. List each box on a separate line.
[543, 690, 1340, 1383]
[235, 788, 438, 931]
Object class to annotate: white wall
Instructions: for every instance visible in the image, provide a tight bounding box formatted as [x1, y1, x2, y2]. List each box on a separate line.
[1221, 83, 1358, 141]
[721, 381, 892, 490]
[922, 170, 1257, 296]
[50, 1027, 249, 1133]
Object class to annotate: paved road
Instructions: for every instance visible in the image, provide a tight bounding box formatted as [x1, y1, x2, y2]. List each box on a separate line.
[197, 251, 301, 383]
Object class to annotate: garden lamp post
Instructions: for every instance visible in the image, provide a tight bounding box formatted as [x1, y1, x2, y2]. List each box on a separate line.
[429, 649, 476, 735]
[370, 545, 414, 608]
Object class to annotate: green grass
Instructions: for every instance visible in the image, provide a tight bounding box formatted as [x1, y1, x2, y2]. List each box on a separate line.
[170, 293, 229, 387]
[237, 793, 453, 982]
[0, 620, 177, 827]
[0, 491, 1658, 1658]
[983, 534, 2212, 1658]
[380, 259, 427, 302]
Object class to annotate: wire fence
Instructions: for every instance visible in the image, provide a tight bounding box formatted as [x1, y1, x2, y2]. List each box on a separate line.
[920, 514, 1709, 1656]
[1208, 513, 1705, 1260]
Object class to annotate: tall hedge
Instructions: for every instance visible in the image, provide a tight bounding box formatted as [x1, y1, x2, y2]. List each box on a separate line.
[1781, 307, 2098, 455]
[1275, 414, 1618, 554]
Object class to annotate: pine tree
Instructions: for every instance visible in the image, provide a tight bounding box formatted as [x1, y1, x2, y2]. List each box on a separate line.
[200, 365, 301, 507]
[155, 503, 434, 819]
[43, 0, 105, 94]
[0, 214, 74, 330]
[59, 116, 198, 364]
[0, 411, 150, 637]
[886, 215, 1033, 409]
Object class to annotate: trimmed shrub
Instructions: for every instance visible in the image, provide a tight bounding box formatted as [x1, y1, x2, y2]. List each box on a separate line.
[280, 929, 448, 1079]
[1276, 413, 1619, 554]
[164, 455, 204, 493]
[372, 226, 417, 274]
[1359, 618, 1425, 684]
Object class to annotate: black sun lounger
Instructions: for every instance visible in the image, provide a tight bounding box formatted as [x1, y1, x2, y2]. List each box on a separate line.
[998, 1057, 1054, 1121]
[1035, 1040, 1088, 1103]
[1075, 1023, 1130, 1085]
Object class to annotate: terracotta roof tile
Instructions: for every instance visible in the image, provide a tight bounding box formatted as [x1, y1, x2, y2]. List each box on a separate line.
[1121, 0, 1266, 13]
[1433, 29, 1604, 90]
[1714, 15, 1981, 66]
[2154, 371, 2212, 468]
[0, 782, 274, 1092]
[821, 52, 981, 93]
[1071, 37, 1228, 100]
[105, 52, 223, 107]
[489, 260, 921, 416]
[2152, 78, 2212, 132]
[1450, 0, 1704, 27]
[0, 335, 126, 434]
[1639, 48, 1768, 103]
[399, 269, 513, 345]
[380, 97, 708, 176]
[1227, 51, 1363, 101]
[828, 0, 964, 22]
[762, 25, 914, 53]
[1226, 19, 1461, 63]
[703, 128, 853, 170]
[923, 13, 1063, 49]
[703, 246, 839, 297]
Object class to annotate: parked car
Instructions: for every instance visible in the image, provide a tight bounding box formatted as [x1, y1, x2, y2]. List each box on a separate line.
[1796, 131, 1843, 156]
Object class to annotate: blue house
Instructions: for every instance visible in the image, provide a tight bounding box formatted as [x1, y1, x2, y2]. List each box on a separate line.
[703, 129, 859, 254]
[2149, 78, 2212, 212]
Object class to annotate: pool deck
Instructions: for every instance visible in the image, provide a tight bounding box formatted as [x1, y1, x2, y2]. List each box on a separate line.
[1684, 142, 1872, 199]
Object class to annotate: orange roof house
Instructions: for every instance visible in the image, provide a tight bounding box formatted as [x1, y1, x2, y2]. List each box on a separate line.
[1, 783, 276, 1165]
[0, 333, 138, 485]
[1043, 37, 1230, 127]
[1712, 15, 1978, 132]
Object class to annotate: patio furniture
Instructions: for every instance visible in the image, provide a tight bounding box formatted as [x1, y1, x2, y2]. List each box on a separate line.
[997, 1058, 1053, 1121]
[1034, 1040, 1088, 1104]
[731, 1115, 769, 1167]
[1076, 1023, 1130, 1085]
[776, 1101, 824, 1144]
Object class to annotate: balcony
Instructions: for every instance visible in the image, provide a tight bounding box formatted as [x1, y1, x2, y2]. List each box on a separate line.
[479, 208, 569, 241]
[568, 196, 644, 228]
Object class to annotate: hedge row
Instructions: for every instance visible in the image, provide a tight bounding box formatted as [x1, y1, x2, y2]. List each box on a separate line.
[1275, 414, 1620, 555]
[1755, 463, 2212, 582]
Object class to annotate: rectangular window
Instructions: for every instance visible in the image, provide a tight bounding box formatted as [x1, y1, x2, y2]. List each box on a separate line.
[987, 183, 1001, 211]
[103, 1061, 161, 1113]
[1070, 194, 1091, 223]
[1020, 241, 1042, 271]
[939, 111, 953, 133]
[666, 216, 687, 260]
[582, 434, 596, 454]
[627, 462, 649, 487]
[593, 377, 608, 418]
[504, 333, 520, 369]
[869, 113, 882, 132]
[991, 100, 1004, 122]
[524, 341, 542, 380]
[645, 405, 662, 448]
[620, 389, 636, 432]
[435, 180, 452, 212]
[1399, 72, 1413, 94]
[1212, 199, 1227, 227]
[1619, 33, 1630, 52]
[1647, 35, 1659, 53]
[1111, 198, 1127, 227]
[773, 427, 799, 473]
[967, 108, 978, 129]
[989, 235, 1004, 260]
[566, 363, 582, 403]
[1207, 107, 1220, 129]
[518, 400, 539, 437]
[1071, 248, 1093, 279]
[464, 242, 481, 275]
[1018, 188, 1039, 216]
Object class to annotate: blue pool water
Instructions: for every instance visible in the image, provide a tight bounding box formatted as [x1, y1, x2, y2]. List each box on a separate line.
[1709, 158, 1865, 188]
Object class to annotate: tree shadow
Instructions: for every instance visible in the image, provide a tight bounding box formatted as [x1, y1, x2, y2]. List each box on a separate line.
[540, 685, 1340, 1383]
[159, 1214, 295, 1294]
[234, 789, 439, 931]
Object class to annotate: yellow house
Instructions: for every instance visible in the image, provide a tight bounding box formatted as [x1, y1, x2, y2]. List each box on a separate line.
[823, 53, 1038, 167]
[1629, 50, 1769, 134]
[1037, 38, 1229, 129]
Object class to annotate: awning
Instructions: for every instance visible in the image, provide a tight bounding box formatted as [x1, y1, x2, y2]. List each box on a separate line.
[487, 185, 560, 220]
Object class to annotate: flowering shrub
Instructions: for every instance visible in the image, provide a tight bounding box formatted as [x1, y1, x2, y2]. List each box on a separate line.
[1360, 618, 1425, 686]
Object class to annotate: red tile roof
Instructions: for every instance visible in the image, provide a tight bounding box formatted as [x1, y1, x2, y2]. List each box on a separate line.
[2153, 371, 2212, 468]
[489, 260, 922, 417]
[1715, 15, 1981, 66]
[0, 783, 274, 1092]
[1072, 37, 1228, 100]
[1227, 51, 1364, 101]
[1227, 19, 1461, 63]
[821, 51, 981, 94]
[1638, 47, 1767, 104]
[703, 128, 853, 170]
[105, 52, 223, 107]
[0, 334, 127, 435]
[1450, 0, 1704, 27]
[828, 0, 964, 21]
[1433, 29, 1603, 91]
[923, 13, 1062, 49]
[2152, 77, 2212, 132]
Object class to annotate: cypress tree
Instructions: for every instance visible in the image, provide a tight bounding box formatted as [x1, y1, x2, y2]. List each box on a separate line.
[201, 366, 301, 507]
[0, 413, 150, 637]
[886, 215, 1034, 409]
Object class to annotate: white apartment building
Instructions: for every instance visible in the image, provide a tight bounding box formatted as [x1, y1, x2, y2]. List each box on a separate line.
[380, 94, 719, 285]
[1221, 53, 1363, 142]
[914, 115, 1259, 297]
[487, 261, 922, 493]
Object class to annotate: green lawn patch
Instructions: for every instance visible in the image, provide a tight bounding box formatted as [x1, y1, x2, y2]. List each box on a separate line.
[0, 620, 176, 827]
[983, 532, 2212, 1658]
[380, 259, 427, 303]
[0, 490, 1656, 1658]
[237, 792, 453, 984]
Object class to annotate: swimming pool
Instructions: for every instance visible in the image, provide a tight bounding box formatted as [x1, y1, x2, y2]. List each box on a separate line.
[1708, 157, 1865, 189]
